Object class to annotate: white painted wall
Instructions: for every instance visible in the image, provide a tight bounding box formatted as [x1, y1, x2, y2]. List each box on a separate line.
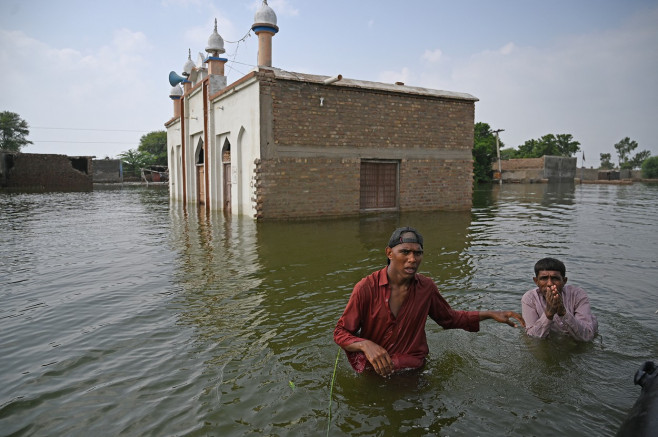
[210, 76, 261, 217]
[166, 118, 182, 201]
[167, 74, 261, 217]
[183, 88, 205, 204]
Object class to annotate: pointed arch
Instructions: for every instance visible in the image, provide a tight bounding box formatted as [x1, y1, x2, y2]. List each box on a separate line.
[195, 137, 205, 164]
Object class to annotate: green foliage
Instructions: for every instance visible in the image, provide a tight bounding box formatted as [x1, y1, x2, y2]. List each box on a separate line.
[641, 156, 658, 179]
[472, 122, 503, 183]
[137, 130, 167, 166]
[500, 147, 518, 160]
[627, 150, 651, 170]
[118, 149, 148, 176]
[117, 130, 167, 174]
[614, 137, 636, 167]
[599, 153, 614, 170]
[554, 134, 582, 156]
[515, 134, 580, 158]
[0, 111, 33, 152]
[613, 137, 650, 169]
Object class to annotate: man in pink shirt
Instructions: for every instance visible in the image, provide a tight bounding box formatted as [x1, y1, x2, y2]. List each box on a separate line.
[521, 257, 598, 341]
[333, 227, 525, 377]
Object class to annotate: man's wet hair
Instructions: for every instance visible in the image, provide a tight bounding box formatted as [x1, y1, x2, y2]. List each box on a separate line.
[534, 257, 566, 278]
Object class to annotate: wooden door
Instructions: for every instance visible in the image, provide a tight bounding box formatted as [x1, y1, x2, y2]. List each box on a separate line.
[223, 163, 231, 213]
[197, 165, 205, 205]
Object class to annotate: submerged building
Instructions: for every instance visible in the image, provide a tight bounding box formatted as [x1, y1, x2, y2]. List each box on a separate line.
[165, 1, 478, 220]
[0, 152, 93, 192]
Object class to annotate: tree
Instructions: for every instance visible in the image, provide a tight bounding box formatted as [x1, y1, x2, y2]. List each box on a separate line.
[641, 156, 658, 179]
[614, 137, 637, 168]
[118, 149, 148, 176]
[628, 150, 651, 170]
[516, 139, 541, 158]
[554, 134, 581, 157]
[514, 134, 580, 158]
[0, 111, 33, 152]
[499, 147, 518, 160]
[613, 137, 651, 169]
[472, 122, 502, 183]
[137, 130, 167, 166]
[599, 153, 614, 170]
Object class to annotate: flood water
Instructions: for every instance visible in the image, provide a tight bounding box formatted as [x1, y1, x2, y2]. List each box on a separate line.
[1, 182, 657, 436]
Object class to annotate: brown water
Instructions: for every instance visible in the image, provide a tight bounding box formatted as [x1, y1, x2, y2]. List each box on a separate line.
[1, 182, 657, 436]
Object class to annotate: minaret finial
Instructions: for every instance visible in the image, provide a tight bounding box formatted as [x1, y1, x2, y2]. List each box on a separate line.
[214, 18, 218, 32]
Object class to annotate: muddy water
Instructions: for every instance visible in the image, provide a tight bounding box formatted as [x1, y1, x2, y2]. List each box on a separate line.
[1, 182, 656, 436]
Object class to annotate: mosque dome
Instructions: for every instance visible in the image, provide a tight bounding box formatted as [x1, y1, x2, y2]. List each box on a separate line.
[253, 0, 278, 29]
[205, 19, 225, 55]
[182, 49, 195, 76]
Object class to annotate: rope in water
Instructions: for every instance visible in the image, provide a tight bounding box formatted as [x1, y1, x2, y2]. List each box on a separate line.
[327, 347, 341, 437]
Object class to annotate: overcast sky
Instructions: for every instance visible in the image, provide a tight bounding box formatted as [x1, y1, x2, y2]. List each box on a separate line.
[1, 0, 656, 167]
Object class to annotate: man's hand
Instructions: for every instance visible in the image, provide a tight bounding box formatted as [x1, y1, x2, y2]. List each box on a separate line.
[353, 340, 395, 377]
[544, 285, 566, 319]
[480, 310, 526, 328]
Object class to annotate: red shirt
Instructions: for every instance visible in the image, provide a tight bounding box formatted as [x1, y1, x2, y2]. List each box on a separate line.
[334, 267, 480, 372]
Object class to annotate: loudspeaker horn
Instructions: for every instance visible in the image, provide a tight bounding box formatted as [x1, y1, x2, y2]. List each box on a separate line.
[169, 71, 186, 87]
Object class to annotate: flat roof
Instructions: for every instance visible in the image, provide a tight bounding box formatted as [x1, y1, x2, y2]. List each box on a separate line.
[269, 68, 479, 102]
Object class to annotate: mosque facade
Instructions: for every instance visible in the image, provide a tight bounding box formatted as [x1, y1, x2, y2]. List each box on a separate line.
[165, 1, 478, 219]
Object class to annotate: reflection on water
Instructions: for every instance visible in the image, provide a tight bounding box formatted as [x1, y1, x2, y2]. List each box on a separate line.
[1, 183, 657, 436]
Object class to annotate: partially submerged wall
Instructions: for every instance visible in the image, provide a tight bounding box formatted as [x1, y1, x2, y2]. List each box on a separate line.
[544, 156, 577, 181]
[0, 152, 93, 192]
[495, 156, 577, 182]
[93, 159, 123, 183]
[256, 75, 475, 218]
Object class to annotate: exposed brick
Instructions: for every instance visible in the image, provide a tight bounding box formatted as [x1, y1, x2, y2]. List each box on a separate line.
[253, 78, 474, 219]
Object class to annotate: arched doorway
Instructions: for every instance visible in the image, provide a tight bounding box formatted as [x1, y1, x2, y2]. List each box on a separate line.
[222, 139, 231, 213]
[195, 139, 205, 205]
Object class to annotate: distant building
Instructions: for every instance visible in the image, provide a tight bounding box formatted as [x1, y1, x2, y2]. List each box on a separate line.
[494, 156, 577, 183]
[166, 1, 478, 219]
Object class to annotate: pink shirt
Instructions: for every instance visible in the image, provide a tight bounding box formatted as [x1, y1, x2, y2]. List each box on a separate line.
[521, 284, 598, 341]
[334, 267, 480, 372]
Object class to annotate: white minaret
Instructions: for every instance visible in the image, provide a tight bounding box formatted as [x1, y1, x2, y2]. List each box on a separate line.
[169, 84, 183, 118]
[205, 18, 227, 76]
[251, 0, 279, 67]
[182, 49, 195, 92]
[205, 19, 228, 95]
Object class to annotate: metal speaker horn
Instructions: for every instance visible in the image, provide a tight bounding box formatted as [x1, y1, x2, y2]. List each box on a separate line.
[169, 71, 186, 86]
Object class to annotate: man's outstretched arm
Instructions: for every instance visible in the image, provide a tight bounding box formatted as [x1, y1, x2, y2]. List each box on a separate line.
[479, 310, 526, 328]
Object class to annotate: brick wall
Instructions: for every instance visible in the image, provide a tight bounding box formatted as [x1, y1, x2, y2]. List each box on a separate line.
[255, 76, 474, 219]
[254, 157, 360, 219]
[271, 80, 474, 152]
[1, 153, 93, 192]
[400, 159, 473, 211]
[498, 157, 544, 170]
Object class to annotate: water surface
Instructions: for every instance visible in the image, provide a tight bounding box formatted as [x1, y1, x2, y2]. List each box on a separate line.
[1, 182, 656, 436]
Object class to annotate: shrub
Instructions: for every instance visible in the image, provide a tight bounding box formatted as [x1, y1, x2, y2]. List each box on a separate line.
[641, 156, 658, 179]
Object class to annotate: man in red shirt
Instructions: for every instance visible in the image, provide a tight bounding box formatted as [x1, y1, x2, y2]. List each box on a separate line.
[334, 227, 525, 377]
